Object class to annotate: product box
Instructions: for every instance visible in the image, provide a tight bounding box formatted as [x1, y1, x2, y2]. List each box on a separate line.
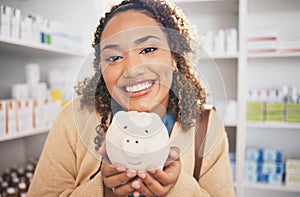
[12, 83, 30, 100]
[262, 162, 284, 175]
[261, 173, 283, 185]
[0, 100, 7, 137]
[263, 148, 282, 162]
[285, 174, 300, 186]
[246, 147, 263, 162]
[6, 100, 18, 134]
[286, 159, 300, 175]
[246, 147, 282, 162]
[265, 102, 284, 122]
[245, 172, 262, 183]
[17, 100, 34, 132]
[245, 160, 263, 174]
[247, 102, 265, 121]
[11, 8, 21, 40]
[286, 103, 300, 123]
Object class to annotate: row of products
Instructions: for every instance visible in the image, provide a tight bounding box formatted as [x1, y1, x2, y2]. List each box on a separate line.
[0, 158, 38, 197]
[247, 86, 300, 122]
[12, 63, 73, 104]
[201, 28, 238, 56]
[0, 4, 83, 53]
[245, 147, 284, 185]
[248, 29, 300, 53]
[0, 63, 70, 137]
[285, 159, 300, 187]
[0, 99, 61, 137]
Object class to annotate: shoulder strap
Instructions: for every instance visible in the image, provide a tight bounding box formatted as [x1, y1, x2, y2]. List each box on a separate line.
[193, 108, 211, 180]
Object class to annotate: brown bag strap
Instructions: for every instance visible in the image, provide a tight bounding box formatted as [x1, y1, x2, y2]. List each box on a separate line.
[193, 109, 211, 180]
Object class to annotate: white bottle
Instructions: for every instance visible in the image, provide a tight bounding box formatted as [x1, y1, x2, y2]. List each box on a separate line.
[214, 29, 225, 55]
[0, 5, 12, 39]
[202, 30, 214, 56]
[226, 28, 237, 55]
[20, 15, 33, 42]
[11, 8, 21, 40]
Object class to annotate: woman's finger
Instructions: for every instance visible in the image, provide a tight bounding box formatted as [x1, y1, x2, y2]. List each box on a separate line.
[131, 179, 156, 197]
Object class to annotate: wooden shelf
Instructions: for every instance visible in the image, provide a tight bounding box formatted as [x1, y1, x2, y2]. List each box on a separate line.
[246, 122, 300, 129]
[0, 128, 50, 142]
[243, 183, 300, 193]
[0, 37, 87, 58]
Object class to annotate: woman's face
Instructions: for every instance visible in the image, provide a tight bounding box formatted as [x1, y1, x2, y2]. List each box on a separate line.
[100, 10, 176, 112]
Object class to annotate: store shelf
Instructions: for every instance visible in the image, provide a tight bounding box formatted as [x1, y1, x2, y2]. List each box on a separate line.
[248, 52, 300, 58]
[172, 0, 235, 3]
[200, 53, 239, 60]
[246, 122, 300, 129]
[243, 183, 300, 193]
[0, 128, 50, 142]
[0, 37, 86, 58]
[225, 121, 238, 127]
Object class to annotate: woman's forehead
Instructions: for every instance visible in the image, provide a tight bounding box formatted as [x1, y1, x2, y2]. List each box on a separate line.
[101, 10, 166, 43]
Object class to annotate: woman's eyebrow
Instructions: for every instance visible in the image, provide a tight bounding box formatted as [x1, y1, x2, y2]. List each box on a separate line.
[101, 44, 119, 52]
[134, 35, 160, 45]
[101, 35, 160, 52]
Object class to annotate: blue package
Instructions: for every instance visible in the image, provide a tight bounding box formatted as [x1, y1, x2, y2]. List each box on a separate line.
[262, 162, 284, 175]
[245, 172, 262, 183]
[261, 173, 283, 185]
[245, 161, 263, 174]
[246, 147, 263, 162]
[263, 149, 282, 162]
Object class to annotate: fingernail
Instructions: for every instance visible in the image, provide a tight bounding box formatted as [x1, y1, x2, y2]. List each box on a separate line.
[117, 166, 126, 172]
[133, 191, 140, 197]
[170, 149, 178, 158]
[132, 181, 140, 189]
[127, 170, 137, 178]
[148, 167, 156, 174]
[138, 171, 146, 179]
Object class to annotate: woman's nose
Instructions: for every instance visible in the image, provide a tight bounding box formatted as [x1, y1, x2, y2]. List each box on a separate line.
[123, 51, 145, 77]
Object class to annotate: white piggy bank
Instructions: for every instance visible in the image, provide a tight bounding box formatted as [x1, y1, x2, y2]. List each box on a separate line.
[106, 111, 170, 171]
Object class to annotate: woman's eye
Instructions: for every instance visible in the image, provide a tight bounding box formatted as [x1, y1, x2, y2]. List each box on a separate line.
[105, 55, 122, 62]
[140, 47, 157, 54]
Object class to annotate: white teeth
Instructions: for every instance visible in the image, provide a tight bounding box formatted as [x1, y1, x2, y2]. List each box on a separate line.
[125, 81, 153, 93]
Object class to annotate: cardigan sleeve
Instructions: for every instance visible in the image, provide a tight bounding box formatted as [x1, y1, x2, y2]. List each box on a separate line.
[197, 110, 236, 196]
[27, 103, 104, 197]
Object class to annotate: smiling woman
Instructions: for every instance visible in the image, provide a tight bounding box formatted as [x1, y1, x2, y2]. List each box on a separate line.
[27, 0, 235, 197]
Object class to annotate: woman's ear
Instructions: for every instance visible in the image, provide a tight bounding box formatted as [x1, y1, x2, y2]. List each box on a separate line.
[172, 58, 178, 73]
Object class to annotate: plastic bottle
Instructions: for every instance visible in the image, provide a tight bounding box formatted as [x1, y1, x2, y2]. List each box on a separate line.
[18, 182, 27, 197]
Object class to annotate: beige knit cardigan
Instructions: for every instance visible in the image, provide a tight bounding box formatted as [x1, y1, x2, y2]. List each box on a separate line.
[27, 99, 235, 196]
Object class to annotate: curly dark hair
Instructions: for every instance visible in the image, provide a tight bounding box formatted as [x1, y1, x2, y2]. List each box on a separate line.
[74, 0, 206, 151]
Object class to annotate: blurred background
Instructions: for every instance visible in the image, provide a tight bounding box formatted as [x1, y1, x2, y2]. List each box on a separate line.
[0, 0, 299, 196]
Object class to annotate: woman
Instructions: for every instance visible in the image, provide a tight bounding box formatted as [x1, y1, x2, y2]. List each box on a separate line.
[28, 0, 235, 196]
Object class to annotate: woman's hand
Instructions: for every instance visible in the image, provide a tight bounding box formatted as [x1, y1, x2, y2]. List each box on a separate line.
[131, 147, 181, 197]
[99, 146, 137, 196]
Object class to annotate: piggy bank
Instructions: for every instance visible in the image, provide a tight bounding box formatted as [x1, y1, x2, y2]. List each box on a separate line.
[106, 111, 170, 171]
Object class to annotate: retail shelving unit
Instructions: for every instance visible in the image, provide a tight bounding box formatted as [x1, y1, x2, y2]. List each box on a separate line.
[0, 0, 97, 172]
[1, 0, 300, 196]
[173, 0, 300, 196]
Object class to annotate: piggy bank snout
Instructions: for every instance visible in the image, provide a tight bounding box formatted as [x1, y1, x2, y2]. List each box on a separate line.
[122, 136, 146, 158]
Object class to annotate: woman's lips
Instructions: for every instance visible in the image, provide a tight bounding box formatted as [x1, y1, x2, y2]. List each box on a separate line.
[121, 80, 156, 98]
